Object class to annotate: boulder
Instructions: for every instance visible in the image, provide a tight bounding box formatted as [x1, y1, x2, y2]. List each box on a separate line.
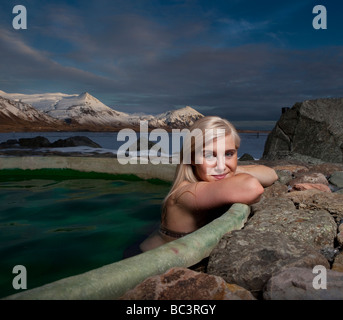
[0, 139, 20, 148]
[272, 164, 308, 185]
[131, 137, 157, 151]
[0, 136, 102, 149]
[207, 229, 329, 298]
[329, 171, 343, 188]
[261, 181, 289, 199]
[18, 136, 51, 148]
[239, 153, 255, 161]
[50, 136, 101, 148]
[119, 267, 255, 300]
[282, 189, 343, 223]
[275, 170, 293, 185]
[290, 183, 332, 193]
[308, 163, 343, 177]
[272, 164, 309, 174]
[262, 98, 343, 163]
[288, 172, 329, 187]
[332, 252, 343, 272]
[337, 232, 343, 247]
[263, 267, 343, 300]
[247, 197, 337, 250]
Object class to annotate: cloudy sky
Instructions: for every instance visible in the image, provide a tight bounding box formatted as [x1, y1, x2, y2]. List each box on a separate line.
[0, 0, 342, 129]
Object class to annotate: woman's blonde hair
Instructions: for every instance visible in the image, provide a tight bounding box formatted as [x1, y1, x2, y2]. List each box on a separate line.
[161, 116, 240, 220]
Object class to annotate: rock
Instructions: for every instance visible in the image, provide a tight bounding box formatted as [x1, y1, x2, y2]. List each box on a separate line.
[282, 189, 343, 223]
[264, 151, 326, 165]
[132, 137, 157, 151]
[119, 267, 255, 300]
[275, 170, 293, 185]
[332, 252, 343, 273]
[263, 267, 343, 300]
[262, 98, 343, 163]
[338, 220, 343, 245]
[239, 153, 255, 161]
[0, 139, 20, 148]
[288, 172, 329, 187]
[272, 164, 310, 185]
[329, 171, 343, 188]
[339, 221, 343, 233]
[319, 247, 340, 263]
[290, 183, 332, 193]
[308, 163, 343, 177]
[337, 232, 343, 247]
[1, 135, 102, 149]
[207, 229, 329, 298]
[272, 164, 309, 174]
[18, 136, 51, 148]
[261, 181, 289, 199]
[247, 197, 337, 250]
[50, 136, 101, 148]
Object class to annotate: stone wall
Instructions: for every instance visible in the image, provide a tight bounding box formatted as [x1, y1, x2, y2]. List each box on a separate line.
[121, 161, 343, 300]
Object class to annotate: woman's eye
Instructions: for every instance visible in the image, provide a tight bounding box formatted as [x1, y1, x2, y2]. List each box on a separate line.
[225, 151, 236, 157]
[204, 153, 214, 159]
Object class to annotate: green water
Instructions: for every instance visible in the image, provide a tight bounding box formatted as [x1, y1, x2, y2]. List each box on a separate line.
[0, 170, 170, 298]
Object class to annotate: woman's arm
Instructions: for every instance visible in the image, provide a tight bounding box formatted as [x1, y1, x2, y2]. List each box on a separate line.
[173, 173, 264, 213]
[235, 165, 278, 187]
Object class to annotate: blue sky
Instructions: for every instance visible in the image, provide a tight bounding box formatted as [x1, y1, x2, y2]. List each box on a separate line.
[0, 0, 342, 128]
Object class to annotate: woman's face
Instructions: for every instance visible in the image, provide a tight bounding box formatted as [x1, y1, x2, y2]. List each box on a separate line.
[193, 134, 238, 182]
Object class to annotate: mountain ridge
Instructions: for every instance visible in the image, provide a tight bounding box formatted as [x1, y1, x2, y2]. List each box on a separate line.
[0, 90, 204, 132]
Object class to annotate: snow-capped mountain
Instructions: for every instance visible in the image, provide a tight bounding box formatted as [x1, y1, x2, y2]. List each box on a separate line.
[158, 106, 204, 128]
[0, 90, 204, 131]
[0, 96, 70, 132]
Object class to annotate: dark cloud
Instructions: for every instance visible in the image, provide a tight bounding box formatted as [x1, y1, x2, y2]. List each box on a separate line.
[1, 0, 343, 128]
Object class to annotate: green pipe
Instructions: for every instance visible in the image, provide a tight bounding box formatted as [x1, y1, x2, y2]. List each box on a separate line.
[4, 203, 250, 300]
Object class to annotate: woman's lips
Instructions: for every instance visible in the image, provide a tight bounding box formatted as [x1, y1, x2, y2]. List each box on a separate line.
[212, 173, 227, 180]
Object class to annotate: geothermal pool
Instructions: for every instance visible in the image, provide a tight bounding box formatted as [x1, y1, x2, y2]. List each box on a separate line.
[0, 169, 170, 298]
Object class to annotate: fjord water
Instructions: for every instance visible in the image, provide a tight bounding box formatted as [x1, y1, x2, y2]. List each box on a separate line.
[0, 131, 268, 159]
[0, 177, 170, 298]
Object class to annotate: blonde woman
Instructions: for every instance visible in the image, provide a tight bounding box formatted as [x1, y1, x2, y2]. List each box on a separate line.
[134, 116, 277, 254]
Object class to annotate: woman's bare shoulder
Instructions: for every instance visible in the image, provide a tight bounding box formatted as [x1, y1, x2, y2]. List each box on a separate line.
[170, 181, 202, 205]
[172, 181, 195, 198]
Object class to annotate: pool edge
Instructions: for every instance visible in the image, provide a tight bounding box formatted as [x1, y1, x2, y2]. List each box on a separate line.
[3, 203, 250, 300]
[0, 156, 176, 182]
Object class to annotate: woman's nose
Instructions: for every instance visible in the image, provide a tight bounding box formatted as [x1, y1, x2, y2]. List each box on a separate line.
[215, 155, 226, 172]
